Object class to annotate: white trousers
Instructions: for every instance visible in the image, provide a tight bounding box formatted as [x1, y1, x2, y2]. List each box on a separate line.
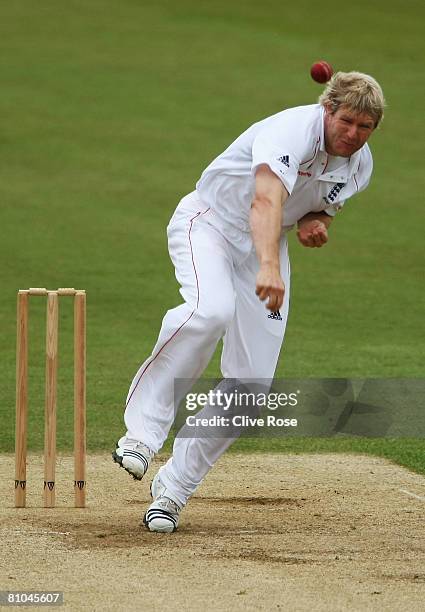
[124, 191, 290, 506]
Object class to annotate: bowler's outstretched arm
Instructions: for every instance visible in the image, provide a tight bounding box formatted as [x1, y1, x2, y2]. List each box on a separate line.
[250, 164, 289, 312]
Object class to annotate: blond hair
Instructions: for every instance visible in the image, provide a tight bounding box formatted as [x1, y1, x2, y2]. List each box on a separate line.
[319, 71, 386, 127]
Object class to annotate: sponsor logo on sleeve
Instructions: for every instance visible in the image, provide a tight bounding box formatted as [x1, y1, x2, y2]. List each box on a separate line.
[277, 155, 290, 168]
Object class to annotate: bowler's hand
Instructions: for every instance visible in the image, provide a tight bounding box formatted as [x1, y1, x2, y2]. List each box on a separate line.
[255, 263, 285, 311]
[297, 220, 328, 248]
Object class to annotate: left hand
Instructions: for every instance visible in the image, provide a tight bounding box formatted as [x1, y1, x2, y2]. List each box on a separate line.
[297, 220, 328, 248]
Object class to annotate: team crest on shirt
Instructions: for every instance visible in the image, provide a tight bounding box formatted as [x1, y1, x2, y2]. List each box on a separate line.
[323, 182, 345, 205]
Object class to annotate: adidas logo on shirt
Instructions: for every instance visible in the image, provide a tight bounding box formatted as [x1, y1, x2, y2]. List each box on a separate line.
[277, 155, 290, 168]
[267, 310, 282, 321]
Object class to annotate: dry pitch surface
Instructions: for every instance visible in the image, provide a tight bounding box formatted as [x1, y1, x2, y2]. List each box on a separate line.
[1, 453, 424, 611]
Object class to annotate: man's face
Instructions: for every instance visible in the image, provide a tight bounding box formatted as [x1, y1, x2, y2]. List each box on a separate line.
[324, 104, 376, 157]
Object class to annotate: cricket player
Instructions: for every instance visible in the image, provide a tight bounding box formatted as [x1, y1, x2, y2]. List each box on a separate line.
[113, 71, 385, 532]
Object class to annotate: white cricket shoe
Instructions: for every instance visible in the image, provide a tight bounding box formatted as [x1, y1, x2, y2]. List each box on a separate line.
[112, 436, 154, 481]
[143, 469, 183, 533]
[150, 466, 167, 498]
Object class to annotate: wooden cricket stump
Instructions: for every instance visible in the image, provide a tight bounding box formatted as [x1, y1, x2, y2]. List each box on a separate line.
[14, 288, 87, 508]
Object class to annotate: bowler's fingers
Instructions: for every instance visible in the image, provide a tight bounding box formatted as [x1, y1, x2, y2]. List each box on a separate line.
[267, 291, 284, 311]
[296, 230, 309, 246]
[311, 232, 324, 247]
[297, 231, 316, 247]
[298, 227, 328, 248]
[266, 288, 285, 312]
[311, 227, 328, 247]
[302, 235, 316, 247]
[255, 286, 269, 301]
[256, 287, 284, 311]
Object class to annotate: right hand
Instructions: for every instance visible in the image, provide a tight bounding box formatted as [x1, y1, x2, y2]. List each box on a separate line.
[255, 263, 285, 311]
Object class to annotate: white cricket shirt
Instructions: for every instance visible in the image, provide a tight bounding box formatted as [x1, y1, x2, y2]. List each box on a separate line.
[196, 104, 373, 234]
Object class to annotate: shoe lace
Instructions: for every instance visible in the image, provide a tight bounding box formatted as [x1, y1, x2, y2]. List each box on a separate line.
[157, 496, 180, 514]
[134, 442, 154, 458]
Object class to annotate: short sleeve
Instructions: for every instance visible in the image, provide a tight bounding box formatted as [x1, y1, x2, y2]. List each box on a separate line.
[323, 205, 341, 217]
[251, 111, 315, 194]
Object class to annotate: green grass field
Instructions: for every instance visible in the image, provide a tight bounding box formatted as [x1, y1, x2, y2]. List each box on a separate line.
[1, 1, 424, 470]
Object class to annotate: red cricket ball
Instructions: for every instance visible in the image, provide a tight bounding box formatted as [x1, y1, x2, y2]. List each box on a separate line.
[310, 60, 334, 84]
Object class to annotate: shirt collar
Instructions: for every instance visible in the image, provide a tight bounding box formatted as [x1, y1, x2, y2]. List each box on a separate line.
[319, 106, 326, 152]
